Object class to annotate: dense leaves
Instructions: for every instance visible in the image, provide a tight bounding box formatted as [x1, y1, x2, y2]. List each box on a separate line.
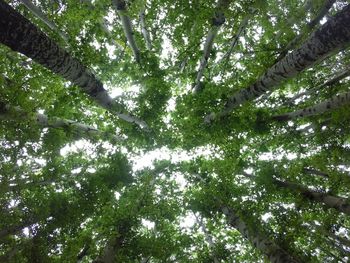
[1, 0, 350, 262]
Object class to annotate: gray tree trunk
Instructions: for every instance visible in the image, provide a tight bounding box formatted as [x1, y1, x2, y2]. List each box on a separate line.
[139, 7, 152, 50]
[222, 207, 301, 263]
[193, 0, 231, 93]
[206, 4, 350, 123]
[284, 65, 350, 105]
[0, 1, 148, 129]
[112, 0, 141, 63]
[0, 102, 124, 143]
[19, 0, 69, 43]
[273, 90, 350, 121]
[276, 0, 336, 62]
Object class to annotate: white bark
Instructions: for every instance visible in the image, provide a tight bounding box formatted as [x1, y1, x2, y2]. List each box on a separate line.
[285, 65, 350, 105]
[19, 0, 69, 43]
[221, 9, 256, 63]
[206, 4, 350, 123]
[112, 0, 141, 63]
[276, 0, 336, 62]
[0, 102, 124, 143]
[273, 90, 350, 121]
[192, 173, 299, 262]
[193, 0, 231, 93]
[195, 215, 219, 263]
[139, 7, 152, 50]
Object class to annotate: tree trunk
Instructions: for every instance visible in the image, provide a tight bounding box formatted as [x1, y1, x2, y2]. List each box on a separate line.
[139, 7, 152, 50]
[276, 0, 336, 62]
[0, 1, 147, 129]
[195, 216, 219, 263]
[220, 9, 255, 63]
[273, 90, 350, 121]
[274, 180, 350, 215]
[222, 207, 301, 263]
[0, 219, 34, 240]
[303, 168, 329, 178]
[284, 65, 350, 105]
[206, 3, 350, 122]
[19, 0, 69, 43]
[193, 0, 231, 93]
[112, 0, 141, 64]
[0, 102, 124, 143]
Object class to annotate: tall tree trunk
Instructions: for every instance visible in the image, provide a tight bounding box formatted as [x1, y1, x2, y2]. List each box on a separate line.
[222, 206, 301, 263]
[273, 90, 350, 121]
[220, 9, 256, 63]
[139, 7, 152, 50]
[0, 219, 35, 240]
[276, 0, 336, 62]
[191, 173, 300, 262]
[0, 102, 124, 143]
[243, 172, 350, 215]
[195, 215, 219, 263]
[206, 4, 350, 123]
[112, 0, 141, 64]
[274, 179, 350, 215]
[284, 65, 350, 105]
[0, 1, 148, 129]
[193, 0, 231, 93]
[19, 0, 69, 43]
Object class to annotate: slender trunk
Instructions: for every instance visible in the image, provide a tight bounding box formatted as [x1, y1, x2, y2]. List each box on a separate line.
[112, 0, 141, 64]
[303, 168, 329, 178]
[192, 173, 300, 262]
[139, 7, 152, 50]
[273, 90, 350, 121]
[285, 65, 350, 105]
[274, 179, 350, 215]
[221, 10, 255, 63]
[0, 219, 34, 240]
[0, 102, 123, 143]
[196, 216, 219, 263]
[222, 207, 301, 263]
[276, 0, 336, 62]
[206, 4, 350, 123]
[193, 0, 230, 93]
[0, 1, 148, 129]
[19, 0, 69, 43]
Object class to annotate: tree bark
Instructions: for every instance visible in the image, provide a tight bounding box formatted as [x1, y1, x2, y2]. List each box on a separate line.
[284, 65, 350, 105]
[112, 0, 141, 64]
[274, 179, 350, 215]
[206, 3, 350, 122]
[276, 0, 336, 62]
[139, 7, 152, 50]
[0, 1, 148, 129]
[273, 90, 350, 121]
[19, 0, 69, 43]
[0, 102, 124, 143]
[222, 206, 301, 263]
[193, 0, 231, 93]
[303, 168, 329, 178]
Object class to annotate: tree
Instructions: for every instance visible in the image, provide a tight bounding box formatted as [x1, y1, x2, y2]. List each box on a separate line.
[1, 0, 350, 262]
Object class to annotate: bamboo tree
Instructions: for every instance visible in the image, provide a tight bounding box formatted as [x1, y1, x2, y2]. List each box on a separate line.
[0, 1, 148, 129]
[112, 0, 141, 63]
[193, 0, 231, 93]
[273, 90, 350, 121]
[19, 0, 69, 43]
[206, 4, 350, 123]
[0, 102, 124, 143]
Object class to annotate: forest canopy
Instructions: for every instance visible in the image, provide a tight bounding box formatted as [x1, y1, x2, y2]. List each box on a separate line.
[1, 0, 350, 262]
